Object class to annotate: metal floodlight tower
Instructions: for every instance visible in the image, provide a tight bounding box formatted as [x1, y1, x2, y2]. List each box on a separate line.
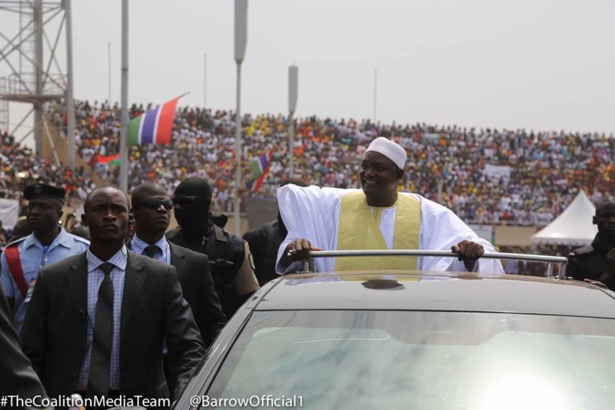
[0, 0, 75, 168]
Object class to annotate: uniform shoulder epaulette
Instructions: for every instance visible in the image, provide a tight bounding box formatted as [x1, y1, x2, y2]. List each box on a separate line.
[573, 245, 594, 256]
[212, 225, 246, 251]
[4, 236, 26, 248]
[210, 214, 229, 229]
[212, 225, 226, 242]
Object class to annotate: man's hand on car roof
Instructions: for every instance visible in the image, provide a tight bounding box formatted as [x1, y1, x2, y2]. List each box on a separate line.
[452, 240, 485, 272]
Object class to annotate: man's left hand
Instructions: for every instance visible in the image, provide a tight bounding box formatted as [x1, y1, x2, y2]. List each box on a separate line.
[452, 240, 485, 272]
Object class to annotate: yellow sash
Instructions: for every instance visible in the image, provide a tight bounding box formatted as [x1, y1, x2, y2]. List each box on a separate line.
[336, 191, 420, 271]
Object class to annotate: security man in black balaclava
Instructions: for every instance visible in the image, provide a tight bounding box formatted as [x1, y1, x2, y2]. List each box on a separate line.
[568, 199, 615, 290]
[166, 177, 259, 317]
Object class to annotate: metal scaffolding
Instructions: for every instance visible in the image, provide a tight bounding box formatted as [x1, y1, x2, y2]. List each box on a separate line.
[0, 0, 73, 167]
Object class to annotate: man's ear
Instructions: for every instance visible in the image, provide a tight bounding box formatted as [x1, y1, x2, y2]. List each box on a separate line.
[81, 213, 87, 227]
[129, 211, 138, 232]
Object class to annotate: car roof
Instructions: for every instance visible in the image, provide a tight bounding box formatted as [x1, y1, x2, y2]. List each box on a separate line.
[251, 272, 615, 319]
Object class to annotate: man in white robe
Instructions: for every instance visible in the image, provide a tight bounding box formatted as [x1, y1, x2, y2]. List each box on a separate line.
[276, 137, 504, 276]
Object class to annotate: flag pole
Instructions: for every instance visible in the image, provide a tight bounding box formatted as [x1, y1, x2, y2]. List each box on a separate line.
[204, 53, 207, 109]
[373, 69, 377, 122]
[234, 64, 242, 234]
[108, 42, 112, 105]
[65, 0, 75, 170]
[234, 0, 248, 236]
[288, 65, 298, 178]
[119, 0, 129, 193]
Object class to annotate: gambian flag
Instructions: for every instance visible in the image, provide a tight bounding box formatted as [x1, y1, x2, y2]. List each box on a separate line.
[127, 95, 183, 146]
[247, 150, 274, 193]
[95, 153, 121, 166]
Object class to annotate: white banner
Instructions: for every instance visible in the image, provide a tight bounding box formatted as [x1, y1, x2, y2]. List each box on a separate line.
[0, 198, 20, 229]
[483, 164, 511, 181]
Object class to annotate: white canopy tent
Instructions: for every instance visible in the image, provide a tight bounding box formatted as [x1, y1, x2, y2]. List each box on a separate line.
[530, 191, 596, 246]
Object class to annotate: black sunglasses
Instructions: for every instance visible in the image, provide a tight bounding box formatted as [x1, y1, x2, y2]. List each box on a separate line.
[171, 196, 200, 207]
[135, 197, 173, 210]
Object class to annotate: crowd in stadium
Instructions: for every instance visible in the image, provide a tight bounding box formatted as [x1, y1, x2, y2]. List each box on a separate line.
[0, 130, 94, 205]
[2, 99, 614, 227]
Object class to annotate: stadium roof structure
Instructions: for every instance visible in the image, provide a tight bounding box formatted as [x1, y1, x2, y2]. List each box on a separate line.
[531, 190, 596, 246]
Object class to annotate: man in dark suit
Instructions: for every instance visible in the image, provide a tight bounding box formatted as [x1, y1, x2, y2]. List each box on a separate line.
[21, 186, 205, 406]
[129, 182, 227, 393]
[0, 281, 51, 409]
[568, 199, 615, 290]
[129, 182, 227, 345]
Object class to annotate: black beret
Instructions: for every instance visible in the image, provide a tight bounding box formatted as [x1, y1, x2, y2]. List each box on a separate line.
[23, 183, 66, 203]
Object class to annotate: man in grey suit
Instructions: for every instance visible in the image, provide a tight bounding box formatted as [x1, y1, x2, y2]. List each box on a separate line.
[21, 186, 204, 406]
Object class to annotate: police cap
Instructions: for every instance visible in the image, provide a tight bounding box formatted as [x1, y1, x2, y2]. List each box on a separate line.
[23, 183, 66, 203]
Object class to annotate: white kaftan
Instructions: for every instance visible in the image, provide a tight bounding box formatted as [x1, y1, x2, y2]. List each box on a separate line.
[275, 185, 504, 276]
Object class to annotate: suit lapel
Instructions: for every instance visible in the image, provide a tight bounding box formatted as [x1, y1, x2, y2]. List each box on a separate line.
[67, 254, 88, 315]
[120, 252, 147, 337]
[168, 242, 186, 281]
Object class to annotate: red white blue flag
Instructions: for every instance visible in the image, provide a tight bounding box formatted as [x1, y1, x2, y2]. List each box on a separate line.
[127, 95, 185, 145]
[247, 150, 274, 192]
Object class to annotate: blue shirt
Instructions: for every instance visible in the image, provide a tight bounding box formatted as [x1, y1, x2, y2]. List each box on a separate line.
[0, 228, 90, 334]
[77, 246, 128, 391]
[131, 235, 171, 264]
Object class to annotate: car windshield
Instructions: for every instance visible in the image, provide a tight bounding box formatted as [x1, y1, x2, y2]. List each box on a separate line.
[206, 310, 615, 409]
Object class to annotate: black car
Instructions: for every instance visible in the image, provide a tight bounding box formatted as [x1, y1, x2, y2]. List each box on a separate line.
[176, 254, 615, 410]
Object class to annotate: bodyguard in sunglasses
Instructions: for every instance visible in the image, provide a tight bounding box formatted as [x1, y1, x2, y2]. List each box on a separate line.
[166, 177, 260, 318]
[128, 182, 228, 393]
[128, 182, 227, 343]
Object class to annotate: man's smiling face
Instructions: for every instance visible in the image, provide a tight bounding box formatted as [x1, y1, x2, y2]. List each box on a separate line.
[359, 151, 403, 207]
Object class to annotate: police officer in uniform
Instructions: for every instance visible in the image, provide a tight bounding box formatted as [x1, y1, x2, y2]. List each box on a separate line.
[567, 199, 615, 290]
[0, 183, 90, 334]
[166, 177, 259, 317]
